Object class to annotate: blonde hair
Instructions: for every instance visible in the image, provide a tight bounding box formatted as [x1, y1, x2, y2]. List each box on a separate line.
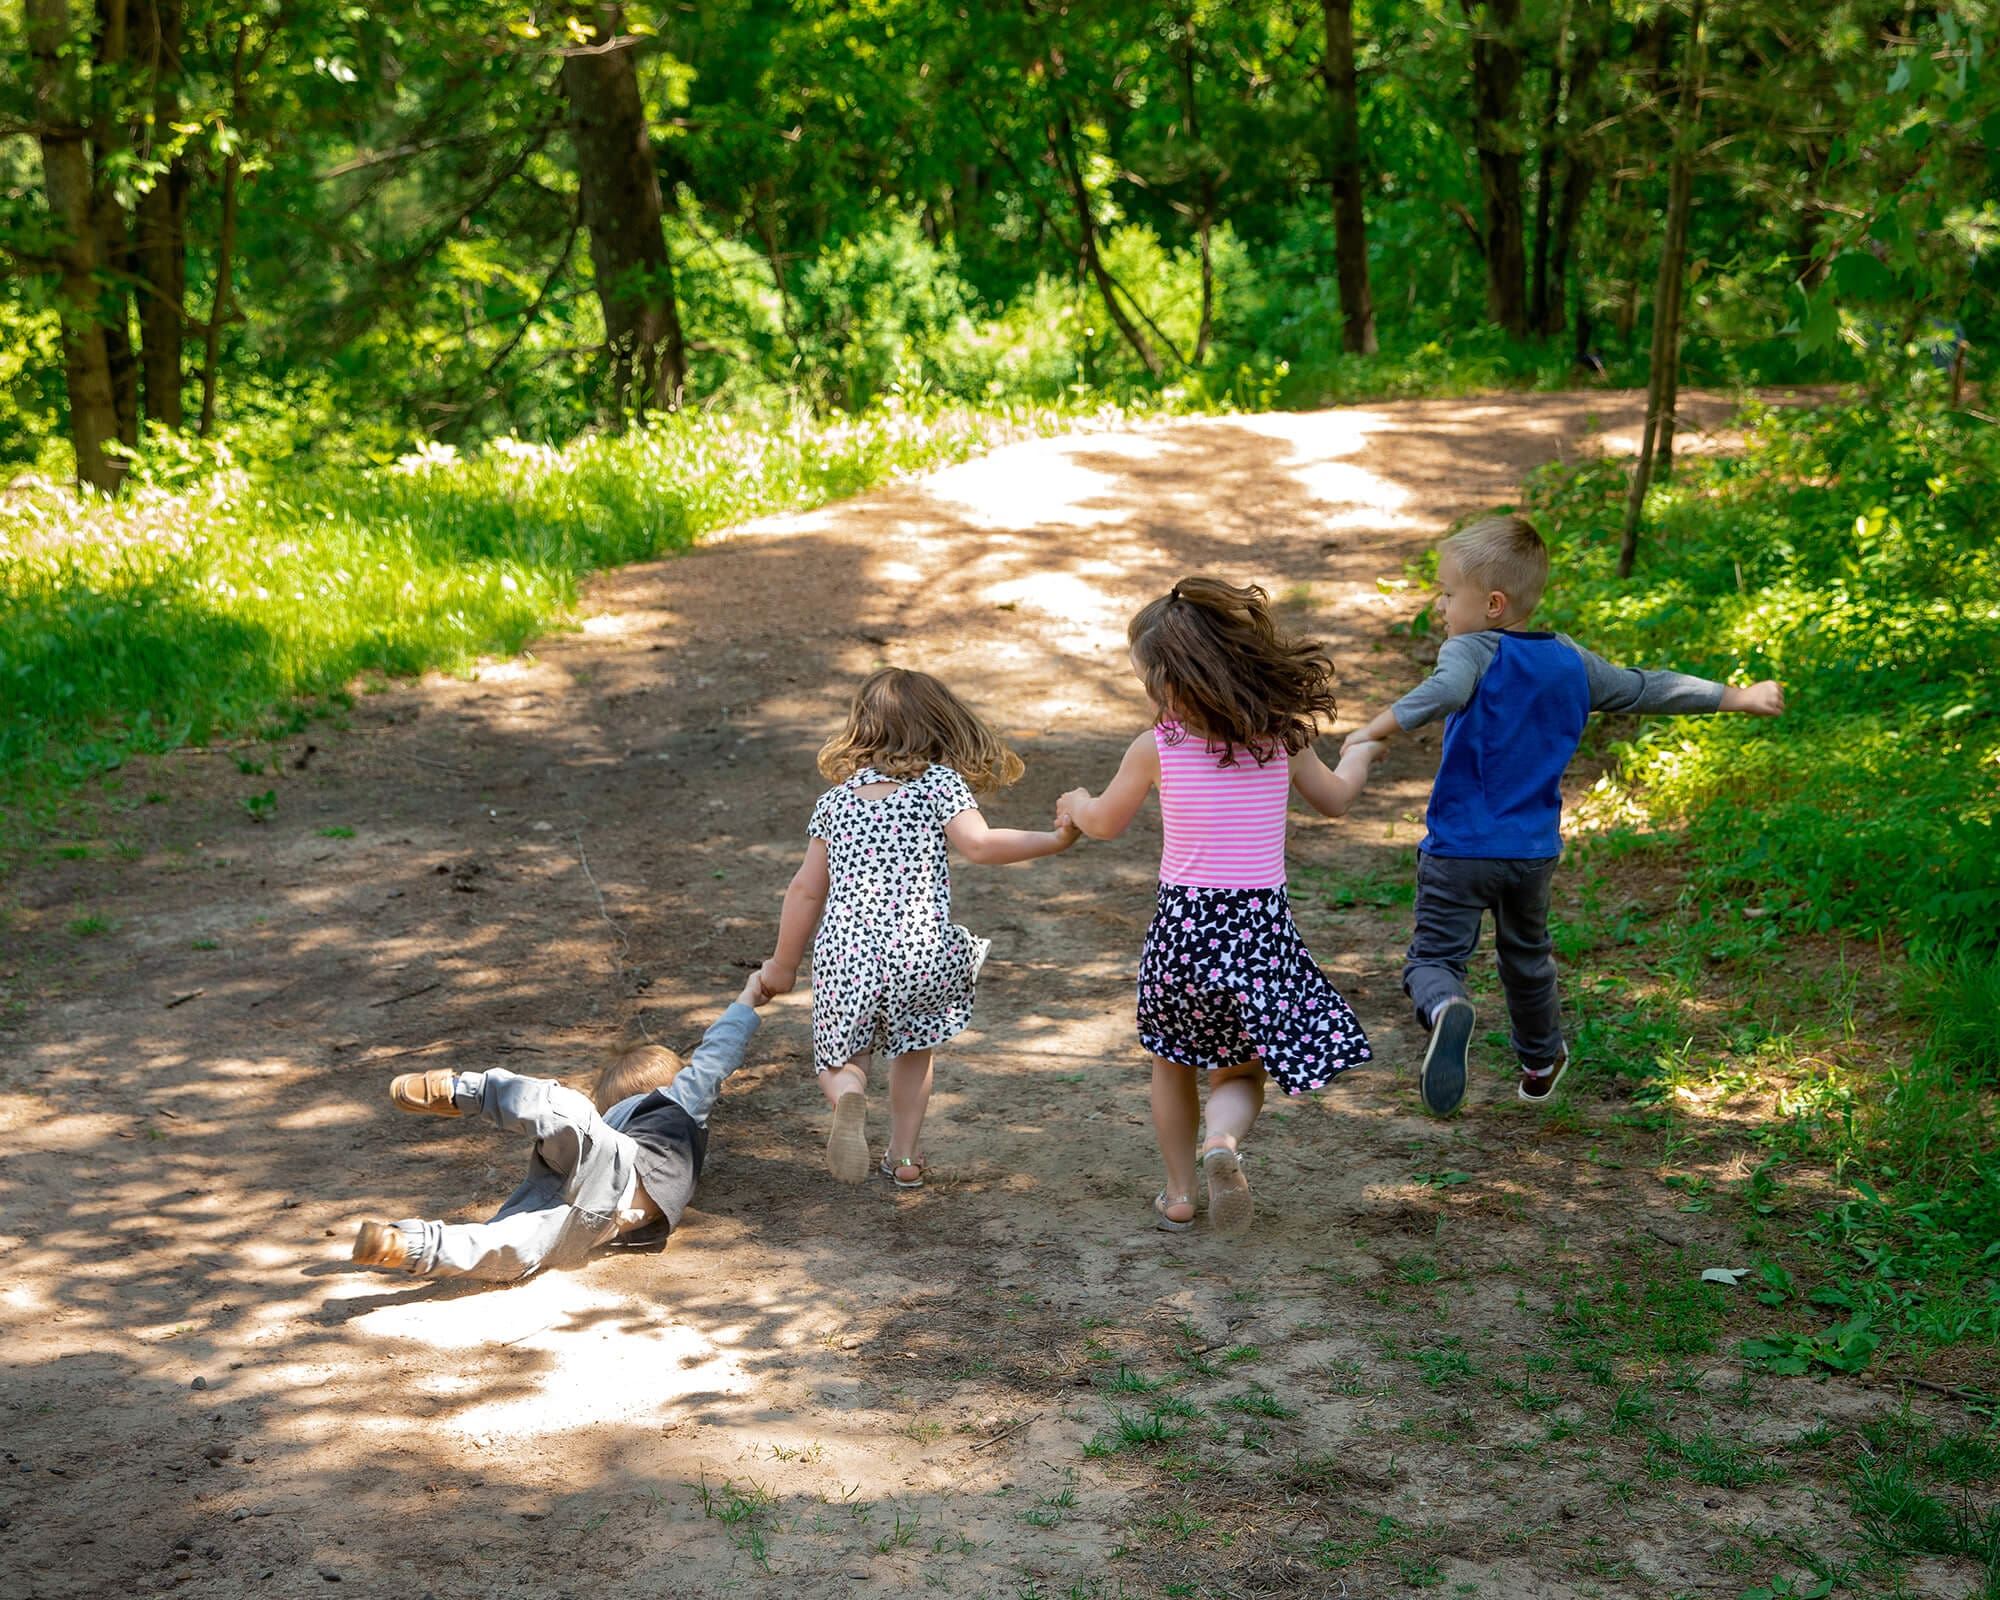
[1442, 514, 1549, 619]
[592, 1042, 683, 1113]
[817, 668, 1025, 793]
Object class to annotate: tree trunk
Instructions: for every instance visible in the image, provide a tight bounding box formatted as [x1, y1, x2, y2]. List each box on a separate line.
[1046, 97, 1163, 377]
[1528, 13, 1564, 336]
[26, 0, 124, 492]
[1176, 12, 1216, 365]
[92, 0, 139, 445]
[1618, 0, 1705, 580]
[198, 25, 248, 436]
[560, 6, 687, 424]
[1319, 0, 1377, 354]
[133, 0, 188, 428]
[1463, 0, 1527, 335]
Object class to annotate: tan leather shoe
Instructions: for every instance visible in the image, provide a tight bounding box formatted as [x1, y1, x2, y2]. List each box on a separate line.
[351, 1220, 410, 1269]
[389, 1068, 460, 1116]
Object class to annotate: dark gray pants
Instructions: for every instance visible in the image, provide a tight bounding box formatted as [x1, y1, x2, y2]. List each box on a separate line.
[1402, 851, 1563, 1063]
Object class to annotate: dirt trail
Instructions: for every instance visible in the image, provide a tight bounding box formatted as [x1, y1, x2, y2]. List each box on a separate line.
[3, 393, 1888, 1600]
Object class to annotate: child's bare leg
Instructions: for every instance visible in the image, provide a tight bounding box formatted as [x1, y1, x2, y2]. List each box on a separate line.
[822, 1054, 871, 1183]
[1200, 1062, 1267, 1154]
[819, 1059, 867, 1108]
[1199, 1062, 1265, 1238]
[1151, 1057, 1199, 1225]
[885, 1050, 934, 1167]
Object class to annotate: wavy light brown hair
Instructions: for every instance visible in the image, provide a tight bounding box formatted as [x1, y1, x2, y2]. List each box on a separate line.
[817, 668, 1025, 793]
[1128, 578, 1339, 766]
[592, 1042, 683, 1114]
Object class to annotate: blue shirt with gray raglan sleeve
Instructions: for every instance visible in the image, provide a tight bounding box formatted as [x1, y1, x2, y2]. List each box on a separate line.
[1389, 631, 1726, 860]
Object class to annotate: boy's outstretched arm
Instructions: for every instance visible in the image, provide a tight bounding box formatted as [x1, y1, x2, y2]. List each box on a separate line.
[663, 974, 768, 1126]
[758, 840, 829, 998]
[1340, 634, 1499, 753]
[1570, 639, 1783, 718]
[1056, 729, 1159, 840]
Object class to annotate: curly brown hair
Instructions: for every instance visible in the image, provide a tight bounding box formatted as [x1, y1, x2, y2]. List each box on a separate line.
[1127, 578, 1339, 766]
[592, 1042, 683, 1113]
[817, 668, 1025, 793]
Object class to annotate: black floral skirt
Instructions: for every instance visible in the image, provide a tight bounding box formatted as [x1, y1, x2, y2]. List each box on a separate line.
[1136, 883, 1372, 1096]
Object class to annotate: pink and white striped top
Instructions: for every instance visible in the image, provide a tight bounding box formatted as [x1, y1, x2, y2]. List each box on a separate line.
[1154, 722, 1291, 889]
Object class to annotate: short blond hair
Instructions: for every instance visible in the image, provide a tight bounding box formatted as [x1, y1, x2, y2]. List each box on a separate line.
[1441, 514, 1548, 619]
[592, 1042, 683, 1112]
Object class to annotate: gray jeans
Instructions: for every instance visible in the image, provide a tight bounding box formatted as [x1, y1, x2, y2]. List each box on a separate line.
[1402, 851, 1563, 1063]
[396, 1069, 638, 1281]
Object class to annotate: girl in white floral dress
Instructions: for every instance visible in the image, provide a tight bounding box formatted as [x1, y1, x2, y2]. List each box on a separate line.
[759, 669, 1078, 1188]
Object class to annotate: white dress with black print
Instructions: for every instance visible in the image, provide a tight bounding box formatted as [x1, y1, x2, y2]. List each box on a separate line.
[808, 764, 991, 1072]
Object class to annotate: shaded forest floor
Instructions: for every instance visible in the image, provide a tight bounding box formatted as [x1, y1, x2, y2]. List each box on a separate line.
[1, 395, 1985, 1600]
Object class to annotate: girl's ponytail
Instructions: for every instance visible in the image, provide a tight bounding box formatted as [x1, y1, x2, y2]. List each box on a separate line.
[1129, 578, 1339, 766]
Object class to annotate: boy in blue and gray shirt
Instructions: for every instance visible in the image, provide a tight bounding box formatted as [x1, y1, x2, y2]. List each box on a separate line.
[350, 973, 767, 1280]
[1346, 514, 1783, 1116]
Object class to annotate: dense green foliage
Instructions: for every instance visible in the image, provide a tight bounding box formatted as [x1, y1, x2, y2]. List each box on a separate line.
[2, 3, 1995, 468]
[0, 397, 1125, 792]
[1534, 400, 2000, 956]
[1523, 399, 1999, 1358]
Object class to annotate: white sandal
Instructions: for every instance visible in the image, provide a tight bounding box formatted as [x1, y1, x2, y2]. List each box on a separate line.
[1202, 1145, 1253, 1238]
[1154, 1192, 1196, 1232]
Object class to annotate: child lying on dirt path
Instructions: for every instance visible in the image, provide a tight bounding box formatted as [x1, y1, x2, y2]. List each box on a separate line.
[349, 973, 767, 1280]
[1343, 513, 1785, 1117]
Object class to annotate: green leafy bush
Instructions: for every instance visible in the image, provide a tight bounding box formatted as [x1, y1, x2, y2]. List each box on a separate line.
[1529, 399, 2000, 954]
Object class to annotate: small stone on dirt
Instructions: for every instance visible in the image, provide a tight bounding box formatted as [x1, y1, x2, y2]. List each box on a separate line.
[190, 1376, 208, 1390]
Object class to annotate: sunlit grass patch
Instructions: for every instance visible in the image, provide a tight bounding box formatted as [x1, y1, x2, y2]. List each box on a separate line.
[0, 396, 1136, 816]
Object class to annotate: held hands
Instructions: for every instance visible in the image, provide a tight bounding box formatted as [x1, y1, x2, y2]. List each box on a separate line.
[1339, 738, 1389, 770]
[755, 958, 796, 999]
[738, 969, 774, 1009]
[1055, 786, 1093, 834]
[1053, 818, 1083, 852]
[1721, 680, 1785, 717]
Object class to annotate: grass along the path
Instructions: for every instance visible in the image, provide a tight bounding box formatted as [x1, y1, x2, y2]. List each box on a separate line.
[0, 396, 1143, 848]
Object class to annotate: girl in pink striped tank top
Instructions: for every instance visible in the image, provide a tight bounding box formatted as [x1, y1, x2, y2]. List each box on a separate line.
[1059, 579, 1386, 1237]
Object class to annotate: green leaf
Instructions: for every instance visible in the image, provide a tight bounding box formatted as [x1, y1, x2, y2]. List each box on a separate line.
[1830, 251, 1896, 300]
[1796, 288, 1839, 356]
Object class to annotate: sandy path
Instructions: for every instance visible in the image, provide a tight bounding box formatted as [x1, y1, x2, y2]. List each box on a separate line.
[3, 393, 1865, 1600]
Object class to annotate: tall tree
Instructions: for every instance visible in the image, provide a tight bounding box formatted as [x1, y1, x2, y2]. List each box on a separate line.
[1319, 0, 1377, 354]
[132, 0, 187, 428]
[25, 0, 124, 490]
[560, 5, 687, 423]
[1619, 0, 1707, 579]
[1530, 0, 1604, 338]
[1464, 0, 1528, 334]
[88, 0, 139, 445]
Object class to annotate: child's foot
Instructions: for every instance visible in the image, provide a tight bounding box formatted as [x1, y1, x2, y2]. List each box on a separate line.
[351, 1220, 410, 1269]
[1154, 1192, 1196, 1232]
[1420, 997, 1475, 1116]
[1517, 1050, 1570, 1105]
[389, 1068, 461, 1116]
[879, 1151, 927, 1190]
[1201, 1144, 1252, 1238]
[825, 1091, 870, 1183]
